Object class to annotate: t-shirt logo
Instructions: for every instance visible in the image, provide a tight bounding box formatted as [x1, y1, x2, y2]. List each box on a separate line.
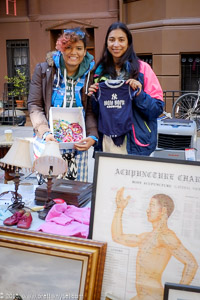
[112, 93, 118, 100]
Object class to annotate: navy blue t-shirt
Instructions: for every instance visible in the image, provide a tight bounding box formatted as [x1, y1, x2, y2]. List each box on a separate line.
[94, 80, 137, 137]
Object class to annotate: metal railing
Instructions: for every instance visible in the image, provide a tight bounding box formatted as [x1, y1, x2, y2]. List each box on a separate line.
[1, 94, 18, 125]
[0, 88, 198, 125]
[163, 90, 198, 113]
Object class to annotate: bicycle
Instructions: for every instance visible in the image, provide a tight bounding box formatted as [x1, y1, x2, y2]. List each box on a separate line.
[172, 80, 200, 130]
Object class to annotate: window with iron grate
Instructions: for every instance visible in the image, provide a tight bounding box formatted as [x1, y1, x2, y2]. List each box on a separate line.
[181, 54, 200, 91]
[6, 40, 30, 81]
[138, 54, 152, 68]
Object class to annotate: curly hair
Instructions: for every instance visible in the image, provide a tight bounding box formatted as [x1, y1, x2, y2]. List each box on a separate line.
[55, 27, 86, 52]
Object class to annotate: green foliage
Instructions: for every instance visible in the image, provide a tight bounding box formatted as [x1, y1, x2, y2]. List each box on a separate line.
[4, 69, 27, 99]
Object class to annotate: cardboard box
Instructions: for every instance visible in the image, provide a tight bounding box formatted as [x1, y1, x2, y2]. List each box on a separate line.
[49, 107, 86, 149]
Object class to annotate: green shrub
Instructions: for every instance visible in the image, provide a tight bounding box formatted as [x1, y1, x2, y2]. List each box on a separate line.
[4, 69, 28, 99]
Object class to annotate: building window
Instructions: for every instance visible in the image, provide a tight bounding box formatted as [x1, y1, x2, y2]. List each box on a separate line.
[181, 54, 200, 91]
[137, 54, 152, 68]
[85, 28, 95, 58]
[6, 0, 17, 16]
[6, 40, 30, 80]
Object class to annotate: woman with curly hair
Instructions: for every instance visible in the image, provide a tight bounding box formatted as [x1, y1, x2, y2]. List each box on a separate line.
[28, 28, 98, 183]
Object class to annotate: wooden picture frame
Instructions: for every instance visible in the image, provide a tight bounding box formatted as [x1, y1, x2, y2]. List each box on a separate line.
[89, 152, 200, 300]
[164, 282, 200, 300]
[0, 226, 107, 300]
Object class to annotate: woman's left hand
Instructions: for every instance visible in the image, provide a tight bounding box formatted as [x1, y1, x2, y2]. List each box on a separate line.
[74, 137, 96, 151]
[126, 78, 142, 96]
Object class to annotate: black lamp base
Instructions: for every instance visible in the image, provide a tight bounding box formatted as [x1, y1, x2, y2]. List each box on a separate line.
[37, 199, 56, 220]
[7, 172, 25, 212]
[37, 175, 56, 220]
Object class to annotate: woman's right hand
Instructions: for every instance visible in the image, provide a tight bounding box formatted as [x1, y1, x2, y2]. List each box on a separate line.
[88, 83, 99, 96]
[45, 134, 58, 142]
[126, 78, 142, 96]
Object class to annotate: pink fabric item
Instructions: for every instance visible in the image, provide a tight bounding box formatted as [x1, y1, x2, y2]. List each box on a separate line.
[36, 203, 91, 238]
[37, 221, 89, 238]
[45, 202, 91, 224]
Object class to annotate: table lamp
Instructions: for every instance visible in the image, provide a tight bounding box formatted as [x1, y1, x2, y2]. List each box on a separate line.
[0, 138, 33, 211]
[33, 141, 68, 219]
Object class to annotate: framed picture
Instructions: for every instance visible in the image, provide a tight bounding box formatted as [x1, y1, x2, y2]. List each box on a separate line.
[0, 226, 107, 300]
[89, 152, 200, 300]
[164, 282, 200, 300]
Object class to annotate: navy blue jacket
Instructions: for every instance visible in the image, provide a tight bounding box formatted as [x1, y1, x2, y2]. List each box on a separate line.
[93, 60, 164, 156]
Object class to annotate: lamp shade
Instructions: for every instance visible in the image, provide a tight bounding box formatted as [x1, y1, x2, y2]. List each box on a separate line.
[33, 141, 68, 176]
[0, 138, 33, 170]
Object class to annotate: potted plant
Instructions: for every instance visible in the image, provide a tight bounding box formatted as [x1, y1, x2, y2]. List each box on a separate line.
[4, 69, 28, 108]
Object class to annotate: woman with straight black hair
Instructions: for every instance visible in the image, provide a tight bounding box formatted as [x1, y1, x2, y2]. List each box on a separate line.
[96, 21, 140, 80]
[88, 21, 164, 156]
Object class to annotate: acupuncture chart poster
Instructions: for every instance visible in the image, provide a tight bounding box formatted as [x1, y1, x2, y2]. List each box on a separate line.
[90, 153, 200, 300]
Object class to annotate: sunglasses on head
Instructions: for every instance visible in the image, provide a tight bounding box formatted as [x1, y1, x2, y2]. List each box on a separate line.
[64, 28, 85, 39]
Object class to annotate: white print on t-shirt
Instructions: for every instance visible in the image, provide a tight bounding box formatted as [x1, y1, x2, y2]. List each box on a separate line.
[104, 93, 125, 109]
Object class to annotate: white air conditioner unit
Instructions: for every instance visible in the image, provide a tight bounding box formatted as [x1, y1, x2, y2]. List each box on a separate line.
[152, 118, 197, 160]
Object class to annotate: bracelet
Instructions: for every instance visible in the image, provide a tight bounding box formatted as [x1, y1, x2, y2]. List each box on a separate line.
[42, 131, 52, 141]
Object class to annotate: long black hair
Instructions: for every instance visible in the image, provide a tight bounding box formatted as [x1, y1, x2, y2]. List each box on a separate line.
[95, 22, 140, 79]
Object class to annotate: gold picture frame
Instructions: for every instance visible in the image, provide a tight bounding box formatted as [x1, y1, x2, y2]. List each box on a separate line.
[0, 226, 107, 300]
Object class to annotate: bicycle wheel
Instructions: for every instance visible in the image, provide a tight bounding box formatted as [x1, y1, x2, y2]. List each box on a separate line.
[172, 93, 200, 130]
